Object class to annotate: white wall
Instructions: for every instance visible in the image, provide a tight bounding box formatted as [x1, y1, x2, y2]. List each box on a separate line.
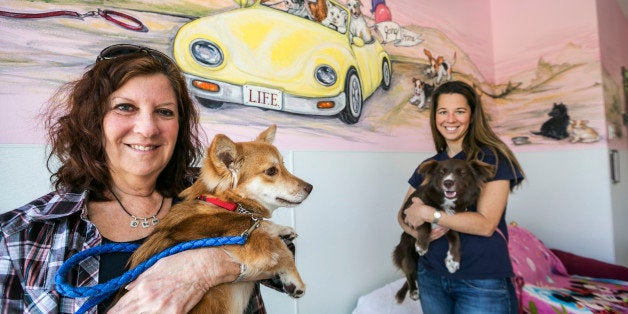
[507, 149, 620, 264]
[610, 148, 628, 266]
[2, 145, 625, 313]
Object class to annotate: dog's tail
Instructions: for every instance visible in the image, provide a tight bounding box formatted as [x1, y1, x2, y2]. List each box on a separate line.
[449, 51, 457, 73]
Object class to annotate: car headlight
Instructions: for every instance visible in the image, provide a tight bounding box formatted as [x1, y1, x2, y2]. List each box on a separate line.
[190, 40, 223, 67]
[315, 65, 337, 86]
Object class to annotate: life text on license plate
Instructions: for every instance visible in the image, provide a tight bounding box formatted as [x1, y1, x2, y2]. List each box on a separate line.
[243, 85, 283, 110]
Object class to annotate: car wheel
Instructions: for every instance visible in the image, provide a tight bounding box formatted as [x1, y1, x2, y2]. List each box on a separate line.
[196, 97, 223, 109]
[339, 69, 362, 124]
[381, 59, 392, 91]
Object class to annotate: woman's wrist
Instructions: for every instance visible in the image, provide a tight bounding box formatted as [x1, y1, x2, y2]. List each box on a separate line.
[432, 209, 442, 224]
[418, 204, 437, 222]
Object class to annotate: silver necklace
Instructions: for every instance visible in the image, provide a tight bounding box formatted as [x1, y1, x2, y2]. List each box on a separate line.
[111, 191, 164, 228]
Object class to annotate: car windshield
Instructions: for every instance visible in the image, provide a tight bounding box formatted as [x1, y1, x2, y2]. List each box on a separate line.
[262, 0, 348, 35]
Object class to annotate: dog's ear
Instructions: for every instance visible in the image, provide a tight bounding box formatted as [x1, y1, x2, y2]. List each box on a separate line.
[256, 125, 277, 143]
[205, 134, 241, 192]
[418, 160, 438, 186]
[423, 48, 433, 60]
[418, 160, 438, 176]
[212, 134, 238, 168]
[469, 160, 494, 184]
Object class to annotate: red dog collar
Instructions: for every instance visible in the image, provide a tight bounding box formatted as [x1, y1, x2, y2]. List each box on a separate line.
[197, 195, 238, 211]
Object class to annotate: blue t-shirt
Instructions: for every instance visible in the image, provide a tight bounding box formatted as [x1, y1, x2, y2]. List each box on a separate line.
[408, 148, 524, 279]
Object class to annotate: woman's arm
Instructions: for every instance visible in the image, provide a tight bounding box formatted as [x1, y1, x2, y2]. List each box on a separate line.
[398, 187, 449, 241]
[403, 179, 510, 237]
[0, 236, 24, 313]
[108, 247, 270, 313]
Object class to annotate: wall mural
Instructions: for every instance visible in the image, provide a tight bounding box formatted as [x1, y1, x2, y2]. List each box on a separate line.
[0, 0, 624, 151]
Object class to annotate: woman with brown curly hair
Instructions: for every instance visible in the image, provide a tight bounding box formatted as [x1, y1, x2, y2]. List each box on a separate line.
[0, 44, 273, 313]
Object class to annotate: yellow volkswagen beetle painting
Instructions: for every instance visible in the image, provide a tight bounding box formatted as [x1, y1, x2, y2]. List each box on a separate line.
[173, 0, 391, 124]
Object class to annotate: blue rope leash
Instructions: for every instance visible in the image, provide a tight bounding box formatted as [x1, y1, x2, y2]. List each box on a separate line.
[54, 235, 246, 314]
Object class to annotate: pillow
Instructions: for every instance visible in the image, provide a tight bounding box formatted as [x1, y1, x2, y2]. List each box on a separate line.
[507, 224, 568, 285]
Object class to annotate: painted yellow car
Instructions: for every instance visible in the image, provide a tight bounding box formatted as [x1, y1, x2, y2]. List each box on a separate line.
[173, 0, 391, 124]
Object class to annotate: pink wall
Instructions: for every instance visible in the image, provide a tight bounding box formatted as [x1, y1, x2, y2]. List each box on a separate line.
[491, 0, 600, 82]
[376, 0, 495, 82]
[598, 0, 628, 150]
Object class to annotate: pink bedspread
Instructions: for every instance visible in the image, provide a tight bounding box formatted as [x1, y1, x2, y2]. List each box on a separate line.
[508, 224, 628, 313]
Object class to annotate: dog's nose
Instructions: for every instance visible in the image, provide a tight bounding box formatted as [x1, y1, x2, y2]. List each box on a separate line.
[443, 180, 454, 188]
[303, 183, 313, 194]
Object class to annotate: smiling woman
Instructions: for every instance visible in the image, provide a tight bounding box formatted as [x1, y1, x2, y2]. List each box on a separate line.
[0, 44, 281, 313]
[398, 80, 525, 314]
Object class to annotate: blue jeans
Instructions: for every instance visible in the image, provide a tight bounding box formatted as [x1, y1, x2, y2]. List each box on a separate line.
[417, 263, 518, 314]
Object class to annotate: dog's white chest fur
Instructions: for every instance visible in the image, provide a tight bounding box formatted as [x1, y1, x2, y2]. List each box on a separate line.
[349, 15, 372, 42]
[441, 198, 456, 214]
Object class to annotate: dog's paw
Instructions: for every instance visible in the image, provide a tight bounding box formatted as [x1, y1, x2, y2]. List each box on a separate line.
[278, 226, 298, 241]
[445, 251, 460, 273]
[415, 244, 428, 256]
[283, 282, 306, 298]
[279, 272, 306, 298]
[409, 289, 420, 300]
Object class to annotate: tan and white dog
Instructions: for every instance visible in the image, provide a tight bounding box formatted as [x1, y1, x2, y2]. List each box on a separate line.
[116, 125, 312, 314]
[567, 119, 600, 143]
[347, 0, 373, 43]
[408, 78, 434, 110]
[424, 49, 457, 85]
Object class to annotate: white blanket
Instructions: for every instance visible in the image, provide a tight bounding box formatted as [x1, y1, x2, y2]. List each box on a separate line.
[353, 278, 423, 314]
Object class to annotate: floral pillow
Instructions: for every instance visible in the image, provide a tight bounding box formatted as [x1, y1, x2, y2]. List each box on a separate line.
[507, 224, 568, 285]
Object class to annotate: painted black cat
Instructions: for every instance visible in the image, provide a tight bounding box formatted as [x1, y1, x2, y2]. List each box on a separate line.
[531, 102, 570, 140]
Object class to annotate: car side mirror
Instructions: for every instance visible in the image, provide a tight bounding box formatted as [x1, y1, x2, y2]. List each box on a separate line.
[352, 36, 365, 47]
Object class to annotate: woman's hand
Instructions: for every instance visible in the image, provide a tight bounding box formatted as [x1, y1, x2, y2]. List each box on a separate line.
[108, 248, 240, 313]
[429, 226, 449, 242]
[403, 197, 431, 228]
[400, 196, 448, 242]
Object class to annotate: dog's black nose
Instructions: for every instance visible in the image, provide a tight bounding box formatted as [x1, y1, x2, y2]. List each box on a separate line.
[304, 183, 313, 194]
[443, 180, 454, 188]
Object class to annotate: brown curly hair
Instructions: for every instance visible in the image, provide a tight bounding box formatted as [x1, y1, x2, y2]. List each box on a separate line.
[43, 46, 203, 200]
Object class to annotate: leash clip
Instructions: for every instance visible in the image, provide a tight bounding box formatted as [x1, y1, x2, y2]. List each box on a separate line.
[241, 217, 260, 238]
[79, 10, 98, 19]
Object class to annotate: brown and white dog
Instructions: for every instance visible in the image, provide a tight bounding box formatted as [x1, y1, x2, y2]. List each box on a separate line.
[408, 78, 434, 111]
[392, 159, 493, 303]
[117, 125, 313, 313]
[423, 49, 457, 85]
[567, 119, 600, 143]
[346, 0, 373, 43]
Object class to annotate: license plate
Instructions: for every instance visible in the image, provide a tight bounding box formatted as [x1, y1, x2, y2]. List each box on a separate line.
[243, 85, 283, 110]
